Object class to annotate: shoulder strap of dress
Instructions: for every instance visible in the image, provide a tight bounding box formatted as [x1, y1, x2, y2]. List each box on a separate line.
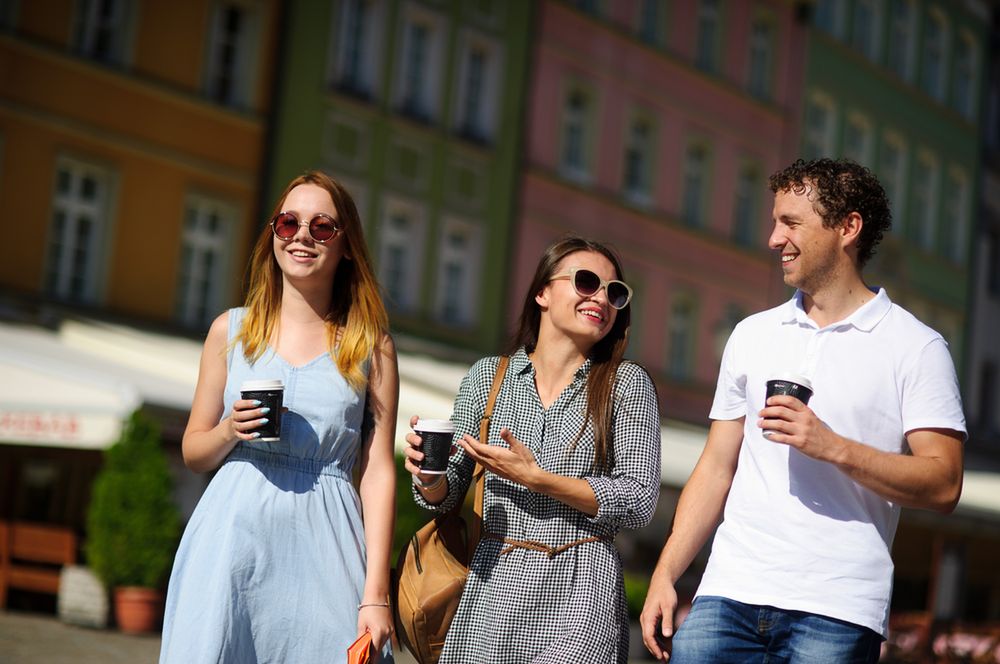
[225, 308, 246, 371]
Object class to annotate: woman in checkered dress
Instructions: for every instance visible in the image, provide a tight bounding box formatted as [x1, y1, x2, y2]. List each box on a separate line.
[404, 236, 662, 663]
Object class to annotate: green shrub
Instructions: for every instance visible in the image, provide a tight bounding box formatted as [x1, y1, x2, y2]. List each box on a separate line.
[86, 411, 182, 589]
[624, 571, 650, 621]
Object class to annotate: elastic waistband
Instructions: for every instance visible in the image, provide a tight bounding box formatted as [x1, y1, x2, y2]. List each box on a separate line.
[227, 445, 351, 480]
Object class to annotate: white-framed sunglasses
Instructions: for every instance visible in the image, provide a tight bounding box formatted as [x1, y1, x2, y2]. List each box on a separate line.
[550, 267, 633, 310]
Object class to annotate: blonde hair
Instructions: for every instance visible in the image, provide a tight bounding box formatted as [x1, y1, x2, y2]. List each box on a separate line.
[238, 171, 388, 392]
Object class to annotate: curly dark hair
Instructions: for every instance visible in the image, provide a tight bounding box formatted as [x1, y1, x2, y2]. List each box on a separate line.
[768, 158, 891, 266]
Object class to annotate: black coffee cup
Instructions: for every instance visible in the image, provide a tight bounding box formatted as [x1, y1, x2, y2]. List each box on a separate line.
[414, 419, 456, 474]
[763, 374, 813, 438]
[240, 379, 284, 442]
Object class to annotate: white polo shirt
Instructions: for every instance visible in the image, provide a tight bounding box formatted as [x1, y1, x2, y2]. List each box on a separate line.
[696, 288, 966, 637]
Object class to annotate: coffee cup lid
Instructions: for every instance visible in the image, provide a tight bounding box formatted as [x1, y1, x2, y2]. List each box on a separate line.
[241, 379, 284, 391]
[414, 418, 455, 433]
[770, 373, 812, 390]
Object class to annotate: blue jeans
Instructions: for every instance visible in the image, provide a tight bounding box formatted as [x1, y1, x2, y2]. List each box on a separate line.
[670, 596, 882, 664]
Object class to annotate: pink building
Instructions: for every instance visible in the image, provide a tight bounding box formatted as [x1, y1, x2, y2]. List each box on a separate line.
[511, 0, 808, 423]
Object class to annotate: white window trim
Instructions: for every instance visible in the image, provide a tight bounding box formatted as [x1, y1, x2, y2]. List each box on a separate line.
[922, 9, 950, 103]
[888, 0, 917, 82]
[202, 0, 262, 110]
[804, 91, 837, 159]
[746, 14, 775, 99]
[328, 0, 386, 100]
[622, 112, 656, 206]
[451, 28, 503, 143]
[912, 150, 940, 251]
[45, 155, 118, 304]
[843, 111, 873, 166]
[433, 216, 482, 327]
[394, 2, 446, 122]
[559, 83, 595, 184]
[880, 131, 909, 225]
[176, 193, 237, 328]
[377, 195, 427, 314]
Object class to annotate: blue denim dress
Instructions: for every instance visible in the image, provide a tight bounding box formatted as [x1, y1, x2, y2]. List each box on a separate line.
[160, 308, 393, 663]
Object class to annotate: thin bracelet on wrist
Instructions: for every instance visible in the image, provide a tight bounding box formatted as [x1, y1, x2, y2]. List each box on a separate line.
[413, 473, 446, 491]
[358, 602, 391, 610]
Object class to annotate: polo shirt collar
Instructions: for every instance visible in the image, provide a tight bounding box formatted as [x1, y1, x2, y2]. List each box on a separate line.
[781, 287, 892, 332]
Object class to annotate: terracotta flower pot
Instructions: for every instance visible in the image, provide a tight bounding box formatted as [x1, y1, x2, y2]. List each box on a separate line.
[113, 586, 164, 634]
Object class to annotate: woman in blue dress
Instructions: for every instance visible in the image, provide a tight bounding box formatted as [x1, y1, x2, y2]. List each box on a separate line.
[161, 171, 397, 663]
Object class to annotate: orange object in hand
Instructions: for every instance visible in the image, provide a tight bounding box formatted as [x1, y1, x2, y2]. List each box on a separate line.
[347, 631, 373, 664]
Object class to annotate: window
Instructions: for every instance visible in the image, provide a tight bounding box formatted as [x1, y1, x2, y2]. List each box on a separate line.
[979, 362, 998, 431]
[325, 112, 368, 168]
[851, 0, 881, 61]
[176, 195, 234, 328]
[695, 0, 721, 73]
[732, 166, 759, 247]
[560, 87, 592, 182]
[879, 133, 907, 223]
[910, 153, 939, 250]
[921, 11, 948, 102]
[747, 17, 774, 100]
[637, 0, 664, 46]
[803, 93, 836, 159]
[987, 230, 1000, 297]
[45, 158, 112, 303]
[205, 2, 259, 108]
[396, 8, 444, 123]
[952, 32, 978, 120]
[623, 117, 654, 204]
[681, 144, 710, 228]
[813, 0, 844, 37]
[668, 296, 697, 380]
[331, 0, 385, 99]
[887, 0, 916, 81]
[714, 304, 744, 360]
[434, 219, 481, 326]
[73, 0, 134, 65]
[378, 199, 426, 313]
[941, 169, 969, 263]
[842, 113, 873, 166]
[454, 33, 502, 143]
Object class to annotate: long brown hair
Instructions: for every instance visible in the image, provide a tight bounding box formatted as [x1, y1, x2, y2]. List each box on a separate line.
[239, 170, 388, 392]
[507, 236, 631, 472]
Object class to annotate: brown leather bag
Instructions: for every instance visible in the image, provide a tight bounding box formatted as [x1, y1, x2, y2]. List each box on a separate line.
[393, 356, 509, 664]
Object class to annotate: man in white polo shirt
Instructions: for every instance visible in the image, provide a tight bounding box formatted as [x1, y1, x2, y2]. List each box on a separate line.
[640, 158, 966, 663]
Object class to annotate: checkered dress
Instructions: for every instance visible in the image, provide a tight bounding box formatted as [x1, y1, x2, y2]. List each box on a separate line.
[413, 348, 661, 663]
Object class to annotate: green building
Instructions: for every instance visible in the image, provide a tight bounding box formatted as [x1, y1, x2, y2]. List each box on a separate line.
[266, 0, 533, 355]
[803, 0, 990, 375]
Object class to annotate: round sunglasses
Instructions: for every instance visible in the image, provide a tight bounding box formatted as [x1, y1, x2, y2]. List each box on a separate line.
[270, 211, 343, 243]
[551, 267, 633, 310]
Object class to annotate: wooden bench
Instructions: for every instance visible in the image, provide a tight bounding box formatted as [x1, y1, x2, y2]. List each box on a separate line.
[0, 521, 78, 607]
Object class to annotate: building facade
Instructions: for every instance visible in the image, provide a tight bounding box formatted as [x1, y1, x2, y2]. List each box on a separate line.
[265, 0, 533, 356]
[0, 0, 280, 574]
[510, 0, 807, 425]
[805, 0, 998, 631]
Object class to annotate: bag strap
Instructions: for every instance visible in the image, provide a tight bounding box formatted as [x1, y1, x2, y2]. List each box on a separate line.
[469, 355, 509, 559]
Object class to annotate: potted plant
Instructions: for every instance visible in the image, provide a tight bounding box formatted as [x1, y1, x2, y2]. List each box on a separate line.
[86, 410, 181, 633]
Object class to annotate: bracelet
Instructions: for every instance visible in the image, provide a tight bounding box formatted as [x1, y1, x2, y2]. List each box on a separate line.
[413, 473, 446, 491]
[358, 602, 390, 610]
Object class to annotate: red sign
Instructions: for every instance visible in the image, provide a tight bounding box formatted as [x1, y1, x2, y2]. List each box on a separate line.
[0, 411, 81, 441]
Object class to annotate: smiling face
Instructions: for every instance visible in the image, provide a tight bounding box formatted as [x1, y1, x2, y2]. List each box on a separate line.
[768, 187, 845, 295]
[272, 183, 347, 285]
[535, 250, 620, 348]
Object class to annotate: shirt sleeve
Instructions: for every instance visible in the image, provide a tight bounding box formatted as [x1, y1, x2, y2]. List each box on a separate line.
[709, 321, 747, 421]
[900, 337, 967, 440]
[412, 357, 495, 512]
[585, 363, 662, 530]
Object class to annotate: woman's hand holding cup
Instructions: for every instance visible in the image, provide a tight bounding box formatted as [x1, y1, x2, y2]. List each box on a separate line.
[228, 398, 273, 441]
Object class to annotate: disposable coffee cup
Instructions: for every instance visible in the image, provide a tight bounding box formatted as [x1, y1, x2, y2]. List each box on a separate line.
[763, 374, 813, 438]
[414, 419, 456, 474]
[240, 379, 284, 442]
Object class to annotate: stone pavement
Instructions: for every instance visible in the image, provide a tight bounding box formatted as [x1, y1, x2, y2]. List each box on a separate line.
[0, 610, 655, 662]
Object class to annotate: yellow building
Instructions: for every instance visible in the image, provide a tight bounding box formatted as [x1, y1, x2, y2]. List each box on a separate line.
[0, 1, 279, 609]
[0, 0, 278, 324]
